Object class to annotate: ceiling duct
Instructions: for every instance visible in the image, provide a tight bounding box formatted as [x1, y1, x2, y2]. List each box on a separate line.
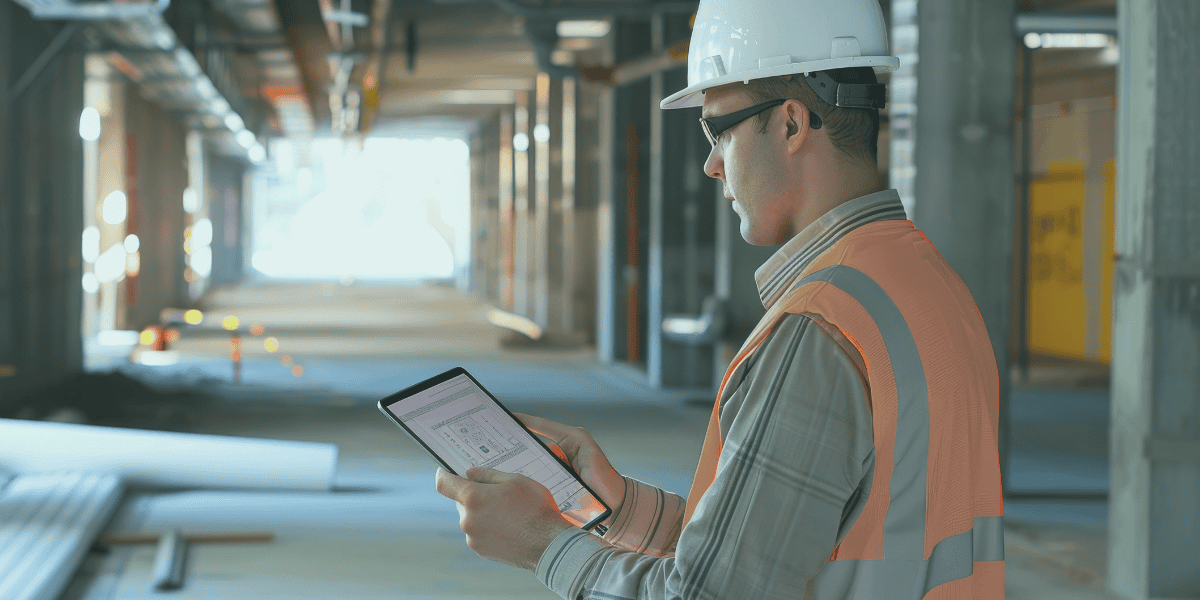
[207, 0, 315, 161]
[489, 0, 699, 79]
[11, 0, 275, 163]
[15, 0, 170, 20]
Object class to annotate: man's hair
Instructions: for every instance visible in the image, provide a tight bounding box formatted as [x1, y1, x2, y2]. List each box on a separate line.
[742, 68, 880, 166]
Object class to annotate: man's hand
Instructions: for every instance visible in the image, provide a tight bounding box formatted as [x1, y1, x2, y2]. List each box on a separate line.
[435, 466, 574, 571]
[514, 413, 627, 519]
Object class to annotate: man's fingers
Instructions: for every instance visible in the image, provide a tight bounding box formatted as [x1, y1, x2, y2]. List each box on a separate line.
[464, 467, 514, 484]
[514, 413, 578, 447]
[435, 467, 471, 501]
[511, 415, 580, 451]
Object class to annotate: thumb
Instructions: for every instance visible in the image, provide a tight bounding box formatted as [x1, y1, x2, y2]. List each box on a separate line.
[464, 467, 513, 484]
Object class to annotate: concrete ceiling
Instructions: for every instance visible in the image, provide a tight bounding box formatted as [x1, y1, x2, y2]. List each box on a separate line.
[269, 0, 605, 134]
[248, 0, 1117, 138]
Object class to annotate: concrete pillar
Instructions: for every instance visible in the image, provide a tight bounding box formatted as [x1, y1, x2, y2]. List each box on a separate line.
[1108, 1, 1200, 597]
[656, 20, 721, 390]
[0, 5, 84, 395]
[594, 53, 617, 360]
[534, 73, 552, 328]
[560, 77, 578, 333]
[647, 14, 666, 387]
[895, 0, 1016, 488]
[500, 108, 515, 311]
[126, 90, 189, 326]
[513, 91, 530, 317]
[600, 18, 653, 365]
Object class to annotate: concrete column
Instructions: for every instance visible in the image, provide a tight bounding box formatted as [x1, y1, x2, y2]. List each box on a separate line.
[595, 73, 617, 360]
[534, 73, 552, 328]
[1, 2, 15, 390]
[602, 19, 653, 365]
[467, 116, 494, 300]
[513, 91, 530, 317]
[658, 51, 719, 389]
[1108, 1, 1200, 597]
[0, 6, 84, 393]
[500, 108, 515, 311]
[560, 77, 577, 333]
[647, 14, 666, 387]
[899, 0, 1016, 489]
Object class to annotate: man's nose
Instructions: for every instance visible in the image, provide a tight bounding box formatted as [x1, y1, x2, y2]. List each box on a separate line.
[703, 145, 724, 181]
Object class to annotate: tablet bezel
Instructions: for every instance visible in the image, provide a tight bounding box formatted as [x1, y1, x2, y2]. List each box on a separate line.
[376, 366, 613, 531]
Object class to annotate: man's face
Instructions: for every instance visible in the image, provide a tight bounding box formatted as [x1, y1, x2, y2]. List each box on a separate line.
[701, 87, 793, 246]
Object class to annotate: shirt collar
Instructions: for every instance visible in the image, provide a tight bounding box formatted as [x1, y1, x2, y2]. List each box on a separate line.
[754, 189, 908, 309]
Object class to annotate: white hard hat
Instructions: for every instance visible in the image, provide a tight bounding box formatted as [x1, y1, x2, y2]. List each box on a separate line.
[661, 0, 901, 110]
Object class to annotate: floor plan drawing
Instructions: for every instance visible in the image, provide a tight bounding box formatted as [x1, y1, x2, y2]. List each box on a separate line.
[437, 413, 520, 466]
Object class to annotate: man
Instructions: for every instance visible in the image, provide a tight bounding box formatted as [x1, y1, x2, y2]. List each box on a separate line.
[436, 0, 1006, 597]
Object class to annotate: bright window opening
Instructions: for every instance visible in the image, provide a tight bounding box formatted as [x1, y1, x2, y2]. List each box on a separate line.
[250, 136, 471, 280]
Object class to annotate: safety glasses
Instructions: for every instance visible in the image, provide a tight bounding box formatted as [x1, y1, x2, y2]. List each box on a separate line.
[699, 98, 822, 147]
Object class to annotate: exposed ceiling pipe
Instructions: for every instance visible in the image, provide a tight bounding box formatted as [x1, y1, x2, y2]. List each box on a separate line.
[320, 0, 370, 136]
[12, 0, 266, 162]
[209, 0, 315, 159]
[359, 0, 394, 134]
[315, 0, 343, 50]
[491, 0, 699, 21]
[1014, 13, 1117, 36]
[13, 0, 169, 20]
[489, 0, 698, 79]
[522, 16, 577, 80]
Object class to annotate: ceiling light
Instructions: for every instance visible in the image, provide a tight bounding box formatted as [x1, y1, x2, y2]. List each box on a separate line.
[324, 9, 367, 26]
[248, 143, 267, 163]
[1028, 33, 1111, 49]
[82, 227, 100, 263]
[557, 20, 610, 38]
[79, 107, 101, 141]
[102, 191, 127, 225]
[225, 112, 244, 132]
[1101, 45, 1119, 64]
[236, 129, 256, 148]
[193, 218, 213, 247]
[182, 188, 201, 214]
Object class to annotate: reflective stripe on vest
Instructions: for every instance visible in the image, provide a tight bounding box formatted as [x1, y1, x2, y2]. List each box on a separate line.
[791, 265, 1004, 598]
[812, 516, 1005, 598]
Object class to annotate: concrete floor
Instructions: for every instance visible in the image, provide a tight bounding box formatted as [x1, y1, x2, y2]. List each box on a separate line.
[67, 281, 1122, 599]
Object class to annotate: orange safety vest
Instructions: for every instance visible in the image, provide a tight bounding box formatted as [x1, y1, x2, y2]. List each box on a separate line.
[684, 219, 1005, 599]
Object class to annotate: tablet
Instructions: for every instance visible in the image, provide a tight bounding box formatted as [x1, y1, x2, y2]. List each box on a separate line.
[377, 367, 612, 531]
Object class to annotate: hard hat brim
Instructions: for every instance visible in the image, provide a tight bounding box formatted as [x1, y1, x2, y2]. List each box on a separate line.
[660, 56, 901, 110]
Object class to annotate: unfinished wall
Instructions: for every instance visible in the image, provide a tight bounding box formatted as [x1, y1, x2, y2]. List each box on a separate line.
[207, 152, 247, 287]
[123, 87, 190, 328]
[0, 5, 86, 407]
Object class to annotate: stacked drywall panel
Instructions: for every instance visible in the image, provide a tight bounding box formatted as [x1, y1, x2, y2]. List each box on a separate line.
[0, 472, 125, 600]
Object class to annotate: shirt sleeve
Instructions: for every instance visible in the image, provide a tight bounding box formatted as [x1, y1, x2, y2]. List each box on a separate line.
[535, 314, 876, 600]
[599, 476, 687, 556]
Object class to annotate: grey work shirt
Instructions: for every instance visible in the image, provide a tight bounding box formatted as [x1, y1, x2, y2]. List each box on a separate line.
[536, 190, 909, 600]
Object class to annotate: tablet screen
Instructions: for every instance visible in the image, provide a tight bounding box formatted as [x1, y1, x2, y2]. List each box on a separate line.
[381, 371, 609, 529]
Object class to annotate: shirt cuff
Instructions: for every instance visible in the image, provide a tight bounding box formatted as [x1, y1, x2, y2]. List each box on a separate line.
[601, 476, 684, 555]
[536, 527, 613, 599]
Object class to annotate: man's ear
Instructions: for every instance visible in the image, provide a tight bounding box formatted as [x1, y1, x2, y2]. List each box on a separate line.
[783, 100, 810, 154]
